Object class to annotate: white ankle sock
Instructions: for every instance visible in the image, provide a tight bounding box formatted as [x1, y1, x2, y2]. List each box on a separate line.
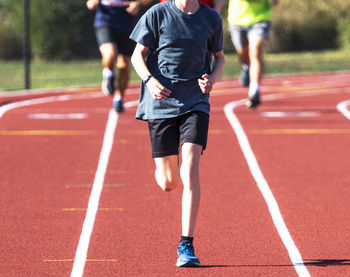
[103, 67, 114, 78]
[113, 94, 121, 102]
[242, 63, 249, 71]
[248, 82, 260, 97]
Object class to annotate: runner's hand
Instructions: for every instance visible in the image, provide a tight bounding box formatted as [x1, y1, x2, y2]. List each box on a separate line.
[198, 74, 215, 94]
[146, 77, 171, 100]
[126, 1, 141, 15]
[86, 0, 98, 10]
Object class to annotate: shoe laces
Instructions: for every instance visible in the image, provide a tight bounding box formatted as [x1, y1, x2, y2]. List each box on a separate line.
[179, 242, 195, 256]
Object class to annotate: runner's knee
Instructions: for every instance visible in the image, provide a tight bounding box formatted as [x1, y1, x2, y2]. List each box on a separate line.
[117, 55, 130, 70]
[155, 168, 177, 192]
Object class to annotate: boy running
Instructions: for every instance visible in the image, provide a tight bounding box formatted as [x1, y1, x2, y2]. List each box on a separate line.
[86, 0, 146, 112]
[130, 0, 225, 267]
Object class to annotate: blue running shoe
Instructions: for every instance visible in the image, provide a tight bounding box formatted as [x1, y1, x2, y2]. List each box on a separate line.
[240, 64, 250, 87]
[113, 98, 125, 113]
[176, 242, 201, 267]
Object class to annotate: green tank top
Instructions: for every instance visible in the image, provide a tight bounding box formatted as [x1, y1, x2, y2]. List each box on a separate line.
[228, 0, 272, 27]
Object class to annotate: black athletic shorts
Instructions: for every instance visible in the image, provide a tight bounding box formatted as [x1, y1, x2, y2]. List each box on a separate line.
[94, 26, 135, 56]
[147, 111, 209, 158]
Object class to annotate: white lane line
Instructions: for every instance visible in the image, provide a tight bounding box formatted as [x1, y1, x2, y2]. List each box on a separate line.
[70, 109, 119, 277]
[0, 93, 102, 119]
[27, 113, 88, 119]
[0, 92, 139, 276]
[71, 100, 139, 277]
[259, 111, 320, 118]
[124, 99, 139, 109]
[224, 94, 311, 277]
[337, 99, 350, 120]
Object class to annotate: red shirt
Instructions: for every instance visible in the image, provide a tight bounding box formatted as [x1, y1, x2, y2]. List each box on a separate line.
[159, 0, 214, 9]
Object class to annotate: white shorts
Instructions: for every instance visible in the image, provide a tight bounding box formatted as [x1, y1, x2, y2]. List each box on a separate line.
[229, 21, 271, 50]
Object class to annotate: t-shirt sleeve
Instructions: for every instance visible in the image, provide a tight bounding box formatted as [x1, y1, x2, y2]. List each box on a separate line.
[208, 15, 224, 54]
[129, 8, 157, 50]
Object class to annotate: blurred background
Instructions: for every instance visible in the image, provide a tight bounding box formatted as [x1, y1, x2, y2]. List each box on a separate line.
[0, 0, 349, 91]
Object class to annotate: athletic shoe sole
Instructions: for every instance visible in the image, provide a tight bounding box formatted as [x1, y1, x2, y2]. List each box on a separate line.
[246, 93, 261, 109]
[113, 100, 125, 113]
[176, 259, 201, 267]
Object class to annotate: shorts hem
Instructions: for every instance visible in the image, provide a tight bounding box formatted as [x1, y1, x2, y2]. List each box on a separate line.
[152, 151, 179, 158]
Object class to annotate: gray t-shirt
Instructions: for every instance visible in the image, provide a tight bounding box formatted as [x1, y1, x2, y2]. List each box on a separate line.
[130, 0, 223, 120]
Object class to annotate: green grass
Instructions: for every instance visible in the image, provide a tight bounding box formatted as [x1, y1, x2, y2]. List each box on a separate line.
[221, 47, 350, 80]
[1, 48, 349, 92]
[265, 48, 350, 75]
[0, 60, 103, 91]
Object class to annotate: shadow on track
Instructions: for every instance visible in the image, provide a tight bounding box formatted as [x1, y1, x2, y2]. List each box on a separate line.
[302, 259, 350, 267]
[200, 259, 350, 268]
[0, 100, 12, 107]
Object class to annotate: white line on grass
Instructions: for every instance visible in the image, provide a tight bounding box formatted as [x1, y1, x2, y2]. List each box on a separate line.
[224, 93, 311, 277]
[337, 99, 350, 120]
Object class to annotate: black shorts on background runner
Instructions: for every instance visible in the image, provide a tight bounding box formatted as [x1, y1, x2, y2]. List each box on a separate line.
[94, 26, 135, 56]
[147, 111, 209, 158]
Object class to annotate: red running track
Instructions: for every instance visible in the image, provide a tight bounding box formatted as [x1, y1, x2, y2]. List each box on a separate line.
[0, 73, 349, 277]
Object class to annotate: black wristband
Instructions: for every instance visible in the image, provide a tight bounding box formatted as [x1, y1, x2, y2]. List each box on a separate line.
[143, 74, 152, 84]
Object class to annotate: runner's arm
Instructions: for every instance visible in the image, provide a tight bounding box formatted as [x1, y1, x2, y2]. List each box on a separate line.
[131, 43, 171, 100]
[126, 0, 153, 15]
[213, 0, 225, 14]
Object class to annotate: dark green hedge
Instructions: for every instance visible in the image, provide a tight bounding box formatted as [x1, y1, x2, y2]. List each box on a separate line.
[1, 0, 350, 59]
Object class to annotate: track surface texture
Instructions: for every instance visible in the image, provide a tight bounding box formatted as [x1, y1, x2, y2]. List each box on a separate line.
[0, 73, 349, 277]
